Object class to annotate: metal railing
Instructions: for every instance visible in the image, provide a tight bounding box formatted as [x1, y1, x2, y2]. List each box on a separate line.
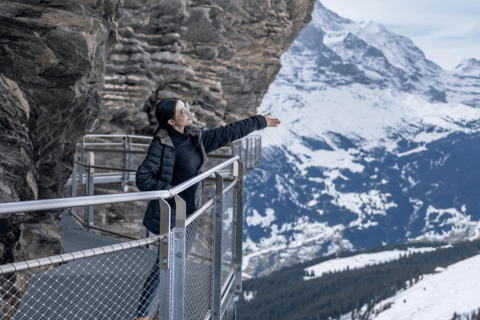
[0, 157, 244, 320]
[65, 134, 261, 240]
[70, 133, 261, 186]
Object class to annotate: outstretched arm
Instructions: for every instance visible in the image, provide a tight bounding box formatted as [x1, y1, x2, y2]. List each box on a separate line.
[202, 114, 281, 154]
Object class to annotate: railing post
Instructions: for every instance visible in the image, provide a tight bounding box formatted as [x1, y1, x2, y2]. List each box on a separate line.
[158, 197, 172, 319]
[79, 141, 85, 185]
[124, 136, 131, 189]
[245, 138, 249, 168]
[71, 159, 78, 216]
[172, 195, 186, 320]
[212, 172, 224, 320]
[251, 138, 254, 168]
[233, 161, 244, 293]
[257, 137, 261, 164]
[85, 152, 94, 231]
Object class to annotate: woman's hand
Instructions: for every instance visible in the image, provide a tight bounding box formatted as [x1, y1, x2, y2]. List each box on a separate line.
[264, 113, 281, 127]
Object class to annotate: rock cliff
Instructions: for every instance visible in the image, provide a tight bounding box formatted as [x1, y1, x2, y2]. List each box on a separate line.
[0, 0, 123, 264]
[98, 0, 316, 134]
[0, 0, 315, 265]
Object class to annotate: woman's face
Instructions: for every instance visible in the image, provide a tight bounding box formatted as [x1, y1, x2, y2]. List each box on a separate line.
[172, 100, 192, 127]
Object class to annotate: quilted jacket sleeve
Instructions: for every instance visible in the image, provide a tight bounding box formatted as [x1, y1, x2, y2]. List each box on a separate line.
[136, 139, 174, 191]
[201, 115, 267, 154]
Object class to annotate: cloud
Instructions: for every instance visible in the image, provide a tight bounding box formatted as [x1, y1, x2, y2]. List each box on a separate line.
[320, 0, 480, 69]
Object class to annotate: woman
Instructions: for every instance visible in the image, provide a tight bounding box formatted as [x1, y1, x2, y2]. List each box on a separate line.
[135, 98, 280, 320]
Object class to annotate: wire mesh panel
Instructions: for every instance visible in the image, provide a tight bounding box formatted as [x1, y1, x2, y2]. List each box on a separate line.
[221, 186, 236, 288]
[184, 204, 214, 320]
[67, 189, 149, 241]
[0, 240, 160, 320]
[70, 141, 150, 240]
[90, 186, 149, 240]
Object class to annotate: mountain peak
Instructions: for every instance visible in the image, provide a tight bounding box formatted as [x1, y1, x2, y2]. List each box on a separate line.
[312, 1, 355, 32]
[454, 58, 480, 75]
[358, 20, 383, 34]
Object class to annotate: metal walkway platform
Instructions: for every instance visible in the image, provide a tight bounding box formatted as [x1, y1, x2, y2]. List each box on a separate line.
[60, 211, 121, 253]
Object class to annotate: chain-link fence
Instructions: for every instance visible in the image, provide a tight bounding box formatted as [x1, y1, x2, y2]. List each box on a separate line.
[220, 184, 236, 289]
[184, 198, 214, 320]
[1, 157, 244, 320]
[0, 236, 160, 320]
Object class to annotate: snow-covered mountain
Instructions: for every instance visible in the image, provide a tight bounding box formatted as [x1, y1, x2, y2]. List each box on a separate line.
[242, 1, 480, 278]
[454, 58, 480, 77]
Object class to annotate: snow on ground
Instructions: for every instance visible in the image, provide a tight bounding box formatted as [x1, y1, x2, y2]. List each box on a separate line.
[409, 205, 480, 242]
[304, 247, 439, 280]
[370, 254, 480, 320]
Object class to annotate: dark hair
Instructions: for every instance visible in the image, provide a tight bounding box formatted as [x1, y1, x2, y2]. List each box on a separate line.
[155, 99, 178, 130]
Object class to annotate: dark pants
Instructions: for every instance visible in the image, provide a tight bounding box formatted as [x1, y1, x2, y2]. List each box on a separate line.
[136, 218, 199, 318]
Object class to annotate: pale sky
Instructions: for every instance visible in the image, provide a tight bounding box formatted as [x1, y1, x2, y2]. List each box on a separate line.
[320, 0, 480, 70]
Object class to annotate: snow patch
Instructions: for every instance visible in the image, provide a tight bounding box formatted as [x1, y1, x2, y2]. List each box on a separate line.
[246, 208, 276, 228]
[304, 247, 439, 280]
[397, 145, 428, 157]
[370, 255, 480, 320]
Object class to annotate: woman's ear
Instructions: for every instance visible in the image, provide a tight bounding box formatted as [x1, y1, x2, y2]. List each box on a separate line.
[167, 119, 175, 126]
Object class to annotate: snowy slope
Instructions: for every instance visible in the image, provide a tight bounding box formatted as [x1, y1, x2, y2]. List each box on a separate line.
[368, 254, 480, 320]
[242, 1, 480, 278]
[303, 247, 440, 280]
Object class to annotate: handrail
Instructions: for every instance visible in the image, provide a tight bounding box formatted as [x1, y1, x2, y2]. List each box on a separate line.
[65, 208, 140, 241]
[83, 134, 152, 140]
[77, 147, 148, 154]
[73, 160, 137, 172]
[0, 235, 162, 275]
[0, 156, 240, 215]
[74, 150, 236, 158]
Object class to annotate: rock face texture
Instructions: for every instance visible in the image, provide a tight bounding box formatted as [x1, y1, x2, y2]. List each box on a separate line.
[0, 0, 123, 264]
[98, 0, 317, 134]
[0, 0, 315, 266]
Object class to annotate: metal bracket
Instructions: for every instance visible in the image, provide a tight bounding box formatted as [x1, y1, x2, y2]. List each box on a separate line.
[234, 160, 244, 196]
[172, 195, 186, 320]
[158, 197, 171, 269]
[88, 152, 95, 176]
[174, 195, 186, 228]
[215, 172, 223, 197]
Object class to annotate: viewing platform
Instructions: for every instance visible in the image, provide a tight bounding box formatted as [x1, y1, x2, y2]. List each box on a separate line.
[0, 134, 262, 320]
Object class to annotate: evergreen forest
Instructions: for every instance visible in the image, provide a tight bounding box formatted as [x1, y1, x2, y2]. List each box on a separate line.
[237, 240, 480, 320]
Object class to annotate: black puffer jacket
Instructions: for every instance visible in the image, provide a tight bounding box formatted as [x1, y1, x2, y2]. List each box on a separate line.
[136, 115, 267, 234]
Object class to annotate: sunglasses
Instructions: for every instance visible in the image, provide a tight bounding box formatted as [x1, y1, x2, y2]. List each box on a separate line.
[176, 102, 190, 118]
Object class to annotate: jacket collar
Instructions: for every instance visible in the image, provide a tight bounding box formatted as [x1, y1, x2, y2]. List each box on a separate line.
[155, 126, 201, 149]
[155, 128, 174, 149]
